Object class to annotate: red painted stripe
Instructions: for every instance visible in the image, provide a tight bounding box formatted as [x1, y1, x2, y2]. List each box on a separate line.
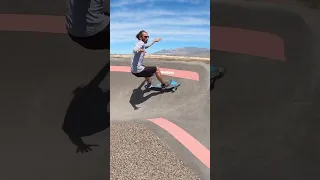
[0, 14, 65, 33]
[211, 26, 286, 60]
[110, 66, 130, 72]
[148, 118, 210, 169]
[0, 14, 286, 61]
[111, 66, 200, 81]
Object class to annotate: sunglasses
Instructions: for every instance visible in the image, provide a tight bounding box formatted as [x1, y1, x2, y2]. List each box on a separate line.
[143, 36, 149, 38]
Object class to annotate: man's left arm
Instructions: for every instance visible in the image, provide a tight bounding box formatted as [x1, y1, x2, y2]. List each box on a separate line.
[145, 38, 162, 49]
[145, 41, 155, 49]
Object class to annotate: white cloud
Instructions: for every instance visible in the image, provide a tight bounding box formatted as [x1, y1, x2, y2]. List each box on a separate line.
[111, 0, 205, 7]
[111, 9, 209, 20]
[111, 0, 148, 7]
[112, 17, 209, 29]
[110, 27, 209, 43]
[110, 0, 210, 44]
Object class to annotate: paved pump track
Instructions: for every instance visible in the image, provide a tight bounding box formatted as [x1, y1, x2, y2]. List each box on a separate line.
[0, 2, 211, 179]
[211, 1, 320, 180]
[110, 59, 210, 121]
[110, 58, 211, 179]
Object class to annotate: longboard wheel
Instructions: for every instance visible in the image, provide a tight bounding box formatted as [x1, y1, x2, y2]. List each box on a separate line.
[172, 88, 176, 92]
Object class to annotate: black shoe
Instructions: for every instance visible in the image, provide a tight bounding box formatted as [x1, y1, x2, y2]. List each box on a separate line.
[161, 80, 171, 88]
[145, 82, 152, 88]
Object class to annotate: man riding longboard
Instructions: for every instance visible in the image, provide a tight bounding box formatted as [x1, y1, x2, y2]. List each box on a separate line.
[130, 30, 171, 88]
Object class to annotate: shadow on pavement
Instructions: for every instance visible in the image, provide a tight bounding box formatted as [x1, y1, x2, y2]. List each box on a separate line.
[210, 66, 227, 91]
[211, 2, 320, 180]
[129, 80, 163, 110]
[62, 61, 110, 153]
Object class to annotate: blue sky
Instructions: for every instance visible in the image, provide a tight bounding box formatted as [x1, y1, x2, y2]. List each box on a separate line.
[110, 0, 210, 54]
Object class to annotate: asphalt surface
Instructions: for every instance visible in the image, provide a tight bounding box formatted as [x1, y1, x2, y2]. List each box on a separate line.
[0, 32, 110, 180]
[211, 1, 320, 180]
[0, 1, 110, 179]
[110, 58, 210, 179]
[0, 1, 211, 179]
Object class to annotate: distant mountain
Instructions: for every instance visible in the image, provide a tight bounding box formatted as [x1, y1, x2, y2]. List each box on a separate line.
[152, 47, 210, 58]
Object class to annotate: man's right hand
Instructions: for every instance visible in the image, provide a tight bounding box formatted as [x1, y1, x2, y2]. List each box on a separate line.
[137, 49, 146, 53]
[76, 143, 100, 153]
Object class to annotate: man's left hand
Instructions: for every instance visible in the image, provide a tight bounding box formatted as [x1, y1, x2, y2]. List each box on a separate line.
[153, 38, 162, 42]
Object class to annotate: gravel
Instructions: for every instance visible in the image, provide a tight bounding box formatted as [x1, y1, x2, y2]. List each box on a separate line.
[110, 121, 201, 180]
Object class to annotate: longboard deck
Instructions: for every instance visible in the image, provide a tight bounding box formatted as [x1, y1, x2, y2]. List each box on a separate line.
[145, 79, 181, 92]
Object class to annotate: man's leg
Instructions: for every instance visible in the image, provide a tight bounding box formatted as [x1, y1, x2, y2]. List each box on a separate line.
[145, 77, 152, 84]
[154, 67, 170, 87]
[143, 77, 153, 88]
[155, 67, 165, 84]
[142, 66, 170, 87]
